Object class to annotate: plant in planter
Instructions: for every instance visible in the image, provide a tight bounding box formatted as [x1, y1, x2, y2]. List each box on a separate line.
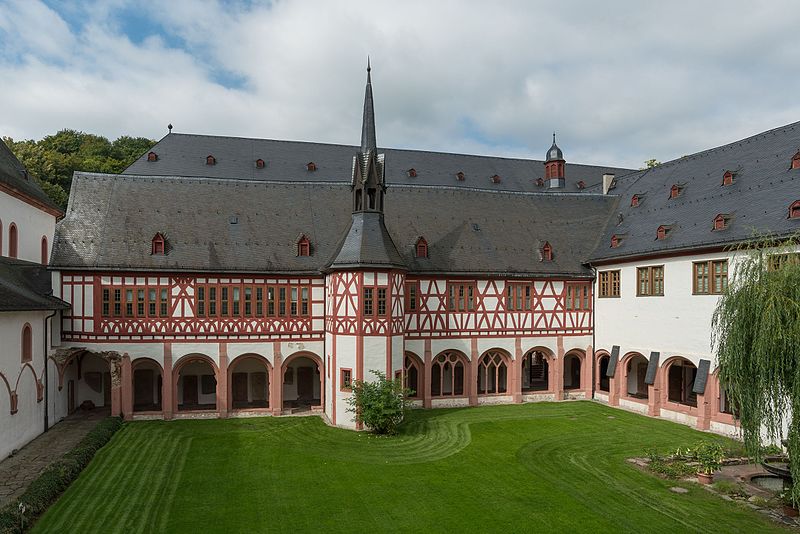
[695, 441, 725, 484]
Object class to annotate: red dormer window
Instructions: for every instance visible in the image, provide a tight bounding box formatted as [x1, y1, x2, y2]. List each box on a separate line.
[256, 159, 265, 169]
[206, 155, 216, 165]
[656, 225, 670, 240]
[456, 171, 465, 181]
[669, 184, 682, 199]
[408, 168, 417, 178]
[147, 151, 158, 162]
[791, 151, 800, 170]
[306, 162, 317, 172]
[536, 177, 544, 187]
[713, 214, 729, 231]
[151, 233, 166, 255]
[790, 200, 800, 219]
[631, 194, 640, 207]
[577, 180, 586, 190]
[722, 170, 734, 185]
[415, 237, 428, 258]
[541, 241, 553, 262]
[490, 174, 501, 184]
[297, 235, 311, 257]
[611, 235, 621, 248]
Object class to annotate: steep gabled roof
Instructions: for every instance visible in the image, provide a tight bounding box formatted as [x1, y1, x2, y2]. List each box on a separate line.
[0, 257, 68, 311]
[589, 120, 800, 263]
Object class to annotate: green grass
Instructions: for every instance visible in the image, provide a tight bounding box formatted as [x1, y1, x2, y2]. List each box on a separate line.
[33, 402, 784, 533]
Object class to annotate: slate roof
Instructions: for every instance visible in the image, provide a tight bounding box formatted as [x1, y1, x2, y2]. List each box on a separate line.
[51, 172, 617, 277]
[0, 257, 68, 311]
[0, 138, 61, 212]
[327, 212, 407, 271]
[124, 133, 633, 194]
[589, 120, 800, 263]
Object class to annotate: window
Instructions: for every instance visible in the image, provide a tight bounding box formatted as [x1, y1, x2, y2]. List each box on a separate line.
[405, 281, 419, 311]
[790, 200, 800, 219]
[490, 174, 501, 183]
[151, 233, 166, 255]
[477, 351, 508, 395]
[255, 158, 265, 169]
[431, 352, 465, 397]
[100, 281, 170, 318]
[610, 235, 621, 248]
[297, 235, 311, 257]
[667, 360, 697, 407]
[637, 266, 664, 296]
[669, 184, 682, 199]
[306, 162, 316, 172]
[147, 151, 158, 162]
[722, 171, 734, 186]
[792, 151, 800, 170]
[206, 155, 216, 165]
[713, 214, 729, 231]
[536, 177, 544, 187]
[565, 283, 591, 309]
[9, 223, 18, 258]
[21, 324, 32, 363]
[41, 236, 48, 264]
[694, 260, 728, 294]
[631, 194, 640, 207]
[768, 253, 800, 271]
[577, 180, 586, 190]
[448, 282, 476, 312]
[656, 225, 670, 240]
[598, 270, 620, 298]
[407, 168, 417, 177]
[340, 369, 352, 391]
[415, 237, 428, 258]
[456, 171, 465, 181]
[195, 283, 311, 318]
[541, 242, 553, 262]
[363, 287, 373, 316]
[506, 283, 532, 311]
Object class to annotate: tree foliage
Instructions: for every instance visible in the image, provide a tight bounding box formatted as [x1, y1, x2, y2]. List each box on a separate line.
[712, 235, 800, 503]
[3, 129, 156, 210]
[643, 158, 661, 169]
[345, 370, 411, 434]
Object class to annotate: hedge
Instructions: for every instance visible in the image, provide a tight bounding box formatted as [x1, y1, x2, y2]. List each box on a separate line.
[0, 416, 123, 533]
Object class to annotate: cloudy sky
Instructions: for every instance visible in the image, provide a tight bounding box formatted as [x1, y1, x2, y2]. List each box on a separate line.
[0, 0, 798, 168]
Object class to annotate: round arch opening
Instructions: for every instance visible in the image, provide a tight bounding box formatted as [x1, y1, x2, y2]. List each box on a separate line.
[282, 355, 321, 411]
[229, 355, 271, 410]
[176, 356, 217, 411]
[404, 352, 423, 399]
[666, 357, 698, 407]
[623, 353, 649, 399]
[61, 352, 112, 414]
[563, 352, 583, 390]
[597, 354, 610, 392]
[132, 359, 163, 412]
[522, 349, 551, 392]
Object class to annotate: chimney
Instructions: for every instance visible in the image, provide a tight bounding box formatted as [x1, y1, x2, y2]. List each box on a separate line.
[602, 173, 615, 195]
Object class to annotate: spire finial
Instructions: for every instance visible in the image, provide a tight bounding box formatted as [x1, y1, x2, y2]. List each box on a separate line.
[360, 59, 377, 152]
[553, 131, 556, 144]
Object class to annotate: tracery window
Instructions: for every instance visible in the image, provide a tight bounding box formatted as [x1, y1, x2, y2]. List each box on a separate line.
[431, 352, 465, 397]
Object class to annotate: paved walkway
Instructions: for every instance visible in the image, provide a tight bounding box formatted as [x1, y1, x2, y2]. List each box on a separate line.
[0, 409, 108, 508]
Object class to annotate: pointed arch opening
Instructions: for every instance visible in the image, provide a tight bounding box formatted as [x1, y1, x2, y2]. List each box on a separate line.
[404, 352, 423, 399]
[9, 223, 18, 259]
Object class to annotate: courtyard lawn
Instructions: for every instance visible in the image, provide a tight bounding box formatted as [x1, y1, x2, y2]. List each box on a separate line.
[34, 402, 783, 533]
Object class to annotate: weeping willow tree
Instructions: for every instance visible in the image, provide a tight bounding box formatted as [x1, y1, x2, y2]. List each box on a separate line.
[712, 235, 800, 503]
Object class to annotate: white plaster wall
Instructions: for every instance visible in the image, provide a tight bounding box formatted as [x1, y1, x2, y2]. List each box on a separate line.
[173, 343, 220, 365]
[334, 335, 357, 427]
[0, 192, 56, 263]
[363, 336, 386, 380]
[710, 421, 740, 438]
[430, 338, 472, 360]
[391, 335, 404, 377]
[230, 343, 275, 365]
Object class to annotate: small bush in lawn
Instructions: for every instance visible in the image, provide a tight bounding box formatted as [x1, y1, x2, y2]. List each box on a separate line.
[346, 370, 411, 435]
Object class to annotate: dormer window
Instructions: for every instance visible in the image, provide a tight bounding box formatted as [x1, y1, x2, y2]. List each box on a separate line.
[256, 159, 265, 169]
[577, 180, 586, 190]
[408, 168, 417, 178]
[206, 155, 216, 165]
[790, 200, 800, 219]
[151, 233, 166, 255]
[415, 237, 428, 258]
[791, 151, 800, 170]
[297, 235, 311, 257]
[536, 177, 544, 187]
[456, 171, 465, 181]
[611, 234, 622, 248]
[306, 162, 317, 172]
[713, 214, 730, 231]
[541, 241, 553, 262]
[669, 184, 682, 199]
[722, 170, 734, 186]
[656, 225, 671, 240]
[147, 152, 158, 162]
[631, 194, 640, 207]
[490, 174, 501, 184]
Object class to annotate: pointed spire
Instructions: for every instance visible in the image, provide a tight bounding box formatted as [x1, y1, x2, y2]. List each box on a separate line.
[360, 59, 377, 153]
[553, 131, 556, 144]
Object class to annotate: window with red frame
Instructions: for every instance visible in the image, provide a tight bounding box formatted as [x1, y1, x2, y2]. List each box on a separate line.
[565, 283, 591, 309]
[102, 283, 169, 318]
[722, 171, 734, 185]
[340, 368, 352, 391]
[405, 281, 419, 312]
[196, 283, 309, 318]
[447, 282, 476, 312]
[21, 324, 32, 363]
[297, 236, 311, 257]
[362, 283, 388, 317]
[506, 282, 532, 311]
[415, 237, 428, 258]
[541, 242, 553, 261]
[790, 200, 800, 219]
[151, 233, 166, 255]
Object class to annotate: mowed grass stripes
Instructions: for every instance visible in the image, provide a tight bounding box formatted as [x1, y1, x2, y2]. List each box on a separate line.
[33, 402, 785, 533]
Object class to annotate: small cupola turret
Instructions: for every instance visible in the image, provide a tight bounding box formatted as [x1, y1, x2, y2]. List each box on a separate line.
[544, 132, 565, 189]
[351, 59, 386, 213]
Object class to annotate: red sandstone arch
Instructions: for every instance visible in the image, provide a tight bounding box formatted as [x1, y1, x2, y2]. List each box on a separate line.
[563, 349, 586, 391]
[404, 351, 423, 399]
[228, 353, 272, 411]
[520, 346, 555, 393]
[131, 358, 164, 413]
[477, 348, 511, 395]
[661, 356, 698, 409]
[0, 371, 13, 415]
[430, 350, 469, 397]
[173, 353, 219, 412]
[281, 351, 324, 411]
[620, 352, 649, 400]
[595, 350, 611, 392]
[708, 367, 737, 426]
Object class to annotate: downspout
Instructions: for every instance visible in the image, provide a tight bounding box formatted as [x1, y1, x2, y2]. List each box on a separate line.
[590, 265, 597, 401]
[44, 309, 57, 433]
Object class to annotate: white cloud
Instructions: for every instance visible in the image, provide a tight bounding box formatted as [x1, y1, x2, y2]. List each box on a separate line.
[0, 0, 798, 169]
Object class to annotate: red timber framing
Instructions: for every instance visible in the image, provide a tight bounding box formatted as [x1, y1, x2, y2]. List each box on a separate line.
[404, 277, 593, 339]
[60, 273, 325, 342]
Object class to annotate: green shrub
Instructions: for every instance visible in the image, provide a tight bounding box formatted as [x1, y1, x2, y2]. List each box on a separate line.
[695, 441, 725, 475]
[346, 370, 411, 435]
[0, 416, 123, 533]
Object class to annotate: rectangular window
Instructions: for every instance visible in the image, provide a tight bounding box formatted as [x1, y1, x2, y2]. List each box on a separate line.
[506, 283, 532, 311]
[279, 287, 286, 316]
[566, 283, 591, 310]
[448, 283, 476, 312]
[768, 253, 800, 271]
[113, 289, 121, 316]
[377, 288, 387, 316]
[256, 287, 263, 316]
[221, 287, 229, 316]
[160, 289, 168, 317]
[232, 287, 240, 316]
[267, 286, 275, 316]
[364, 287, 374, 316]
[125, 289, 134, 316]
[197, 287, 205, 317]
[406, 282, 418, 311]
[340, 368, 353, 391]
[301, 287, 309, 316]
[209, 287, 217, 316]
[149, 288, 157, 316]
[244, 287, 252, 316]
[694, 260, 727, 295]
[137, 289, 145, 316]
[102, 288, 110, 317]
[290, 287, 298, 316]
[598, 270, 621, 298]
[637, 266, 664, 296]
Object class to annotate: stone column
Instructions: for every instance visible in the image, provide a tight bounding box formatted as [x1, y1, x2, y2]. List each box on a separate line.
[554, 336, 564, 401]
[469, 338, 479, 406]
[423, 339, 432, 409]
[583, 345, 593, 400]
[121, 354, 133, 420]
[217, 342, 228, 417]
[696, 392, 711, 430]
[271, 343, 283, 416]
[110, 358, 122, 417]
[163, 343, 173, 420]
[512, 337, 522, 403]
[647, 366, 661, 417]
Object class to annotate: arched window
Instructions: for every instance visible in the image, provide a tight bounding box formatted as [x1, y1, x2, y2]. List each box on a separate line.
[541, 241, 553, 261]
[430, 351, 466, 397]
[713, 214, 729, 231]
[41, 236, 48, 264]
[404, 355, 421, 398]
[790, 200, 800, 219]
[631, 194, 640, 207]
[9, 223, 18, 258]
[722, 170, 734, 185]
[667, 358, 698, 407]
[151, 233, 166, 255]
[415, 237, 428, 258]
[407, 168, 417, 178]
[610, 235, 620, 248]
[477, 350, 508, 395]
[297, 235, 311, 257]
[21, 323, 32, 363]
[456, 171, 465, 181]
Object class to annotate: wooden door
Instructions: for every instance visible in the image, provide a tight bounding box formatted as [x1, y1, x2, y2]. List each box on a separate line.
[134, 369, 154, 407]
[232, 373, 248, 406]
[297, 367, 313, 399]
[183, 375, 198, 405]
